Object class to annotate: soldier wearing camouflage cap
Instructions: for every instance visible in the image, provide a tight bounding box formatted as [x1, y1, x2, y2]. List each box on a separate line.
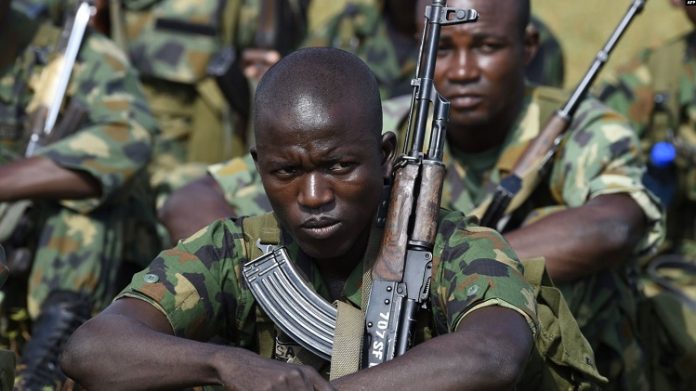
[61, 46, 538, 390]
[164, 0, 664, 388]
[0, 0, 160, 387]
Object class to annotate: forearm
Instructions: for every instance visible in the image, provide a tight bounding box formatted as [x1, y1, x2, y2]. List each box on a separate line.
[0, 156, 101, 202]
[332, 307, 532, 391]
[505, 194, 645, 282]
[61, 312, 224, 390]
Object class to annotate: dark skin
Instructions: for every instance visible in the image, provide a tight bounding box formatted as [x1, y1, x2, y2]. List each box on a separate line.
[62, 81, 533, 390]
[434, 0, 646, 282]
[159, 175, 233, 242]
[0, 157, 101, 203]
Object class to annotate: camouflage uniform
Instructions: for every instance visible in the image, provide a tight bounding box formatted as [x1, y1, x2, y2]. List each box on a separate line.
[208, 85, 663, 389]
[0, 0, 159, 386]
[0, 0, 159, 316]
[303, 2, 418, 100]
[118, 210, 538, 388]
[115, 0, 253, 208]
[598, 31, 696, 259]
[597, 31, 696, 390]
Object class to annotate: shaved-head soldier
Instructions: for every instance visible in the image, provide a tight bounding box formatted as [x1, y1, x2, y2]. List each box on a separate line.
[61, 47, 537, 390]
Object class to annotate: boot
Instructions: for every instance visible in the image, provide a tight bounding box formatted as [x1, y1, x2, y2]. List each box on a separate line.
[14, 291, 91, 391]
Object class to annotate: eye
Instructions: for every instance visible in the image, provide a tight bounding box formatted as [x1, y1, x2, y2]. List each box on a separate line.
[477, 41, 503, 54]
[328, 161, 356, 174]
[437, 40, 453, 55]
[273, 166, 300, 178]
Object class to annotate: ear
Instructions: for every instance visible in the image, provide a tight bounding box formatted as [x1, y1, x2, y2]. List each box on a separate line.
[523, 23, 541, 66]
[250, 146, 258, 163]
[380, 131, 398, 180]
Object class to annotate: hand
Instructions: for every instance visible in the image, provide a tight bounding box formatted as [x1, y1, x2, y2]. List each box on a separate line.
[215, 348, 335, 391]
[242, 48, 282, 82]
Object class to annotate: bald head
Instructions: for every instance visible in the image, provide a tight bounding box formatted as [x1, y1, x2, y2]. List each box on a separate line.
[254, 47, 383, 144]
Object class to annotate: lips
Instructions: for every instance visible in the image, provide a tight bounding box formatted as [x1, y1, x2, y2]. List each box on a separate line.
[300, 217, 342, 240]
[448, 94, 483, 110]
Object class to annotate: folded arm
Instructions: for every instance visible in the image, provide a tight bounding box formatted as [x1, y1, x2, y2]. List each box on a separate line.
[61, 298, 333, 391]
[332, 306, 533, 391]
[505, 193, 646, 282]
[0, 156, 100, 202]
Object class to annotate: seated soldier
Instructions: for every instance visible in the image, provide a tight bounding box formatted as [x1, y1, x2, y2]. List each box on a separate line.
[160, 0, 663, 388]
[61, 47, 539, 390]
[0, 0, 160, 387]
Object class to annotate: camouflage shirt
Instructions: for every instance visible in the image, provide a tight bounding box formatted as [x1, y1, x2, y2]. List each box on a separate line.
[598, 31, 696, 256]
[303, 2, 418, 100]
[118, 210, 537, 386]
[0, 1, 160, 316]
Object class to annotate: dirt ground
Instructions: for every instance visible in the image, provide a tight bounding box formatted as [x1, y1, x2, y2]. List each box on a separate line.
[532, 0, 692, 89]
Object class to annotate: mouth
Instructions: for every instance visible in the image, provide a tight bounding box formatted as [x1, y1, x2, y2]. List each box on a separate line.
[447, 93, 483, 110]
[300, 217, 342, 240]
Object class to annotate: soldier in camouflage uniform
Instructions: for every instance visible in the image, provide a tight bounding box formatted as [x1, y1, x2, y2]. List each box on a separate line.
[598, 0, 696, 259]
[595, 1, 696, 388]
[61, 46, 539, 390]
[0, 0, 160, 387]
[108, 0, 309, 214]
[162, 0, 663, 388]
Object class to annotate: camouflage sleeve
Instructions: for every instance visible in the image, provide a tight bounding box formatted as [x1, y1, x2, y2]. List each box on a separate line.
[207, 154, 271, 216]
[431, 210, 538, 334]
[550, 97, 664, 255]
[35, 30, 157, 213]
[595, 48, 656, 138]
[116, 218, 251, 341]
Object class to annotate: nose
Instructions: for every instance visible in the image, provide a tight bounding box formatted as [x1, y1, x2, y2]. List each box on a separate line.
[450, 49, 480, 82]
[298, 172, 334, 211]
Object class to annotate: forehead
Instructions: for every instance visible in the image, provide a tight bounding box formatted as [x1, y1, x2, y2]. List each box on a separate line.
[419, 0, 521, 37]
[256, 98, 377, 148]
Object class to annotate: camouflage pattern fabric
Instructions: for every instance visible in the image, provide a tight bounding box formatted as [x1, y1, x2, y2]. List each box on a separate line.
[598, 31, 696, 259]
[116, 0, 262, 209]
[433, 85, 661, 390]
[118, 210, 538, 388]
[0, 0, 159, 325]
[527, 15, 565, 88]
[303, 2, 418, 100]
[208, 85, 664, 388]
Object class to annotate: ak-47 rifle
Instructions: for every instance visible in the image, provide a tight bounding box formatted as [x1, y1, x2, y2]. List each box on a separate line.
[242, 0, 477, 369]
[0, 1, 92, 274]
[475, 0, 646, 230]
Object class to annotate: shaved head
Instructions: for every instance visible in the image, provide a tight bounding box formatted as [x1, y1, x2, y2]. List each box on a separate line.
[254, 47, 383, 145]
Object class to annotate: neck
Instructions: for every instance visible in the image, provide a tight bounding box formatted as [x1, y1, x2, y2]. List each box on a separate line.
[314, 227, 371, 284]
[448, 90, 525, 153]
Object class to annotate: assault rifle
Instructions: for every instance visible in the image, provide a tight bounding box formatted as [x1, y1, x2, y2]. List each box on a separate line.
[0, 1, 92, 274]
[242, 0, 477, 369]
[475, 0, 646, 230]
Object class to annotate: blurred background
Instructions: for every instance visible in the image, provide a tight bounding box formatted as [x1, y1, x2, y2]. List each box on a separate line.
[530, 0, 690, 89]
